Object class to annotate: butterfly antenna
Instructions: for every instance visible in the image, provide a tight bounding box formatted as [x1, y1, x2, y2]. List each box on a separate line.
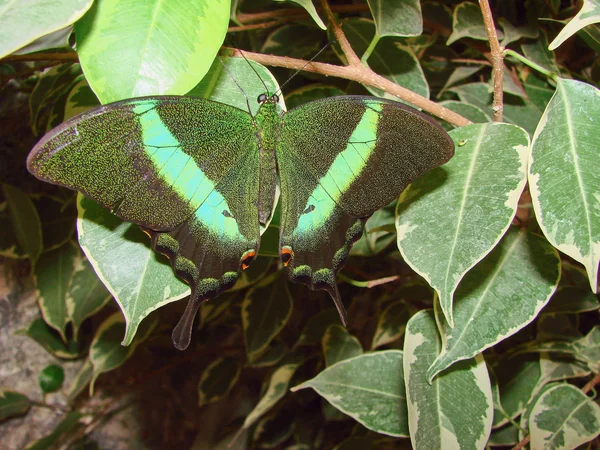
[275, 41, 333, 96]
[218, 56, 252, 114]
[237, 49, 271, 95]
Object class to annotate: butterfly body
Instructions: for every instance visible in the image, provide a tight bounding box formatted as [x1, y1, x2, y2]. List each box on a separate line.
[28, 92, 454, 350]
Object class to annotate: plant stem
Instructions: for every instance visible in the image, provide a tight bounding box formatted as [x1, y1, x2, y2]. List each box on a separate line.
[479, 0, 504, 122]
[361, 34, 380, 64]
[504, 49, 559, 81]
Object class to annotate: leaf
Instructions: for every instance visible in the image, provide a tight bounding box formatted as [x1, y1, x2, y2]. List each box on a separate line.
[545, 286, 600, 314]
[33, 194, 77, 252]
[539, 353, 591, 386]
[24, 412, 83, 450]
[371, 300, 411, 349]
[74, 0, 230, 103]
[243, 272, 293, 362]
[13, 26, 73, 55]
[397, 123, 529, 326]
[549, 0, 600, 50]
[529, 78, 600, 293]
[447, 1, 503, 45]
[39, 364, 65, 393]
[1, 183, 42, 266]
[426, 228, 560, 380]
[242, 362, 300, 431]
[403, 310, 493, 450]
[198, 357, 241, 406]
[294, 308, 340, 347]
[498, 17, 538, 46]
[89, 312, 157, 393]
[0, 0, 92, 58]
[67, 360, 93, 403]
[248, 338, 288, 368]
[322, 325, 363, 366]
[367, 0, 423, 37]
[529, 383, 600, 449]
[521, 30, 559, 75]
[350, 205, 396, 256]
[292, 350, 409, 437]
[438, 100, 490, 130]
[339, 18, 429, 100]
[0, 390, 30, 422]
[261, 23, 324, 60]
[274, 0, 326, 30]
[18, 318, 81, 359]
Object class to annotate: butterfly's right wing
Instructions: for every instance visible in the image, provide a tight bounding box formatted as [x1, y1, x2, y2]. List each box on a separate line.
[28, 96, 262, 349]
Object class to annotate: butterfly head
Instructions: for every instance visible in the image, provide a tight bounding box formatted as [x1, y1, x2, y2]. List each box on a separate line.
[257, 93, 279, 105]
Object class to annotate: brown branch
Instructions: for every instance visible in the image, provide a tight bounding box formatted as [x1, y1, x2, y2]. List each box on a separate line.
[479, 0, 504, 122]
[236, 3, 368, 24]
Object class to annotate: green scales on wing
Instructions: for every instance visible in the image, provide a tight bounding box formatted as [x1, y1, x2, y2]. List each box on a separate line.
[27, 93, 454, 350]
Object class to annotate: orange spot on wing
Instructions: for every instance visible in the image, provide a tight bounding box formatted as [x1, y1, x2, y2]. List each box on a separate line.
[241, 250, 256, 270]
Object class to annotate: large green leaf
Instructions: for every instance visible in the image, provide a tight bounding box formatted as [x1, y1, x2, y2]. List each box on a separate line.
[403, 310, 493, 450]
[447, 1, 503, 45]
[529, 383, 600, 449]
[529, 78, 600, 293]
[0, 0, 92, 58]
[549, 0, 600, 50]
[292, 351, 409, 437]
[397, 123, 529, 326]
[74, 0, 230, 103]
[274, 0, 325, 30]
[367, 0, 422, 37]
[427, 228, 560, 380]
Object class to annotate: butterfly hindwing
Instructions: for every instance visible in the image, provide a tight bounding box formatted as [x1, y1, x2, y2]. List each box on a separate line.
[28, 96, 262, 348]
[276, 96, 454, 314]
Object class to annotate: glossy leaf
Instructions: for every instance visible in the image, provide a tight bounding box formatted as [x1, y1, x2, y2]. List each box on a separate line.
[404, 310, 493, 450]
[427, 228, 560, 379]
[0, 0, 92, 58]
[529, 383, 600, 449]
[438, 100, 490, 130]
[13, 26, 72, 55]
[371, 300, 410, 349]
[2, 184, 42, 265]
[447, 1, 503, 45]
[529, 78, 600, 293]
[39, 364, 65, 393]
[243, 272, 293, 362]
[0, 390, 30, 422]
[397, 123, 529, 326]
[549, 0, 600, 50]
[293, 350, 409, 437]
[274, 0, 326, 29]
[322, 325, 362, 366]
[198, 357, 241, 406]
[89, 312, 157, 393]
[75, 0, 230, 103]
[498, 17, 538, 46]
[19, 318, 81, 359]
[367, 0, 422, 37]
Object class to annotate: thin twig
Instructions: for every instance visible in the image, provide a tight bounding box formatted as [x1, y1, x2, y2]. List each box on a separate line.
[318, 0, 361, 65]
[479, 0, 504, 122]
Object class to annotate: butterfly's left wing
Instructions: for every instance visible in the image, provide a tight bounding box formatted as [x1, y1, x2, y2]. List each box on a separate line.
[276, 96, 454, 321]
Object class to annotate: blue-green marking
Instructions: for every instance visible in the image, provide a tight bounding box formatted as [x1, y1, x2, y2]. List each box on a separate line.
[135, 102, 242, 240]
[295, 102, 382, 236]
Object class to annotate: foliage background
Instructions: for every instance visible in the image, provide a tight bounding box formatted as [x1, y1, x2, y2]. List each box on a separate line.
[0, 0, 599, 449]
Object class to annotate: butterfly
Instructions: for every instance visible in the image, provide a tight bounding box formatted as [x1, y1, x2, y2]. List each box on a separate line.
[27, 91, 454, 350]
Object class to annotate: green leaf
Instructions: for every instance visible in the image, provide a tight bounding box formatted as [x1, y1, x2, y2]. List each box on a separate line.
[498, 17, 538, 46]
[294, 308, 340, 347]
[293, 350, 408, 437]
[74, 0, 230, 103]
[33, 194, 77, 253]
[529, 383, 600, 449]
[529, 78, 600, 293]
[0, 0, 92, 58]
[545, 286, 600, 314]
[24, 412, 83, 450]
[371, 300, 410, 349]
[198, 357, 241, 406]
[78, 195, 189, 345]
[322, 325, 362, 366]
[397, 123, 529, 326]
[39, 364, 65, 393]
[1, 184, 42, 266]
[351, 205, 396, 256]
[367, 0, 423, 37]
[242, 362, 300, 431]
[243, 272, 292, 363]
[438, 100, 490, 130]
[403, 310, 493, 449]
[521, 30, 559, 75]
[248, 338, 288, 368]
[274, 0, 326, 30]
[253, 406, 296, 448]
[426, 228, 560, 379]
[549, 0, 600, 50]
[539, 353, 591, 386]
[64, 78, 99, 120]
[339, 18, 429, 100]
[13, 26, 73, 55]
[261, 23, 324, 60]
[0, 390, 30, 422]
[89, 312, 157, 393]
[67, 360, 93, 402]
[449, 82, 543, 134]
[19, 318, 82, 359]
[447, 1, 503, 45]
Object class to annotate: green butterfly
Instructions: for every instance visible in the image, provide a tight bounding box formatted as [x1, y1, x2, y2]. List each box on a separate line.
[27, 91, 454, 349]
